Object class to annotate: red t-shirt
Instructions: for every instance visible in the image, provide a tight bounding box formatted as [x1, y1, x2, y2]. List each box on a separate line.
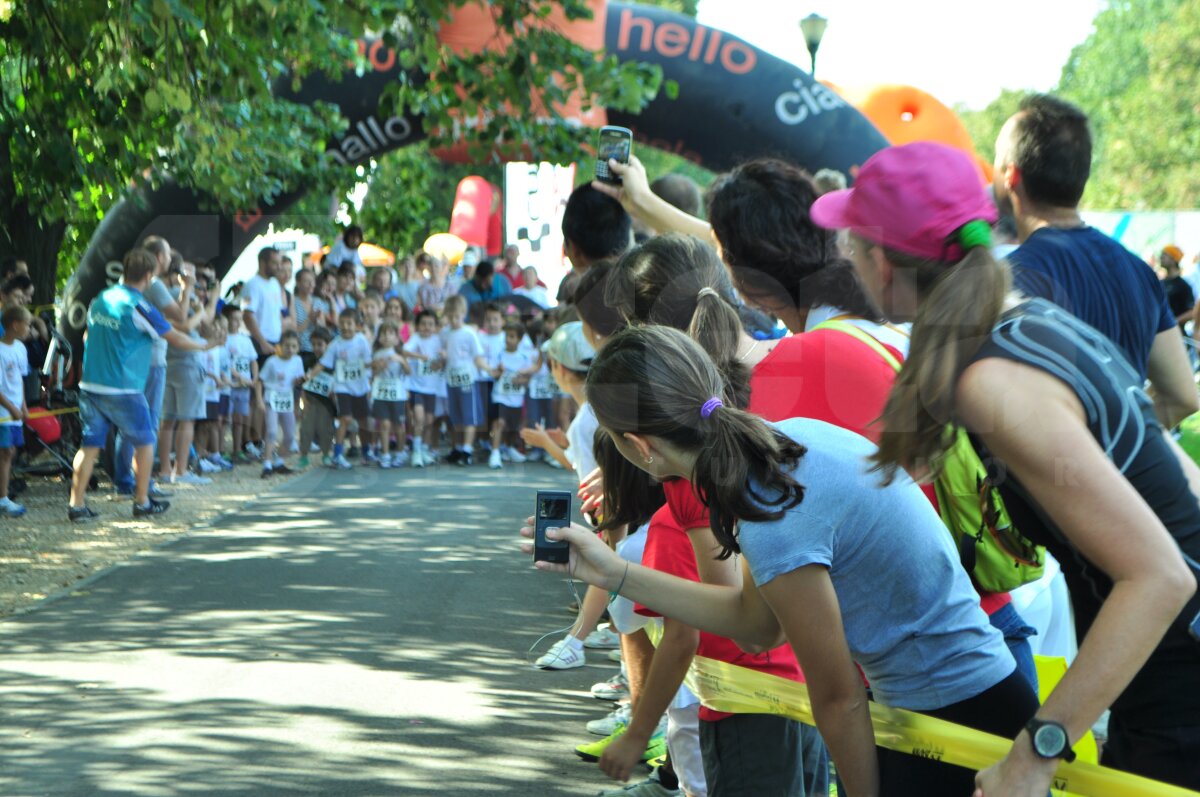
[635, 505, 804, 722]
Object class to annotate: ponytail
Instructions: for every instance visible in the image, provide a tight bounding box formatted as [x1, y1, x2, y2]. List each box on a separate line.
[874, 245, 1012, 481]
[587, 325, 806, 560]
[688, 289, 751, 409]
[613, 233, 752, 407]
[692, 403, 807, 559]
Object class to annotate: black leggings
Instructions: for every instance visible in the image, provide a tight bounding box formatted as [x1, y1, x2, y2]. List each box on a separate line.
[875, 669, 1039, 796]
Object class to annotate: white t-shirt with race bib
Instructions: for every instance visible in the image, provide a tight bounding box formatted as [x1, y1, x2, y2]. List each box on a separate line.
[492, 349, 536, 409]
[477, 330, 505, 382]
[443, 326, 484, 390]
[321, 333, 372, 397]
[371, 351, 409, 403]
[227, 333, 257, 392]
[402, 334, 446, 397]
[259, 355, 305, 413]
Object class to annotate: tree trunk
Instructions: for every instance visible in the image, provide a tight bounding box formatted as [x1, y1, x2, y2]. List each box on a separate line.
[0, 138, 68, 314]
[0, 205, 67, 312]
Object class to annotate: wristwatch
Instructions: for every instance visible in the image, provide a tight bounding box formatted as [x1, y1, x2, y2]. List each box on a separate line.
[1024, 719, 1076, 762]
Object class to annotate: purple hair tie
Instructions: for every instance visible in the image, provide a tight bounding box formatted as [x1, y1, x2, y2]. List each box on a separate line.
[700, 397, 723, 419]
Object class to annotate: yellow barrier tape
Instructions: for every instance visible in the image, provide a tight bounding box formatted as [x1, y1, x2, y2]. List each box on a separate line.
[0, 408, 79, 427]
[685, 656, 1198, 797]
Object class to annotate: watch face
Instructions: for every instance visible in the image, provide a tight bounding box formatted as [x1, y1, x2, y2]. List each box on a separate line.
[1033, 724, 1067, 757]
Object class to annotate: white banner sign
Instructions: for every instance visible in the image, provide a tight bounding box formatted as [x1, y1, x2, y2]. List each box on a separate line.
[504, 162, 577, 303]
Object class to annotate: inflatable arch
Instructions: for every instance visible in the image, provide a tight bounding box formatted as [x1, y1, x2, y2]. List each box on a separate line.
[61, 1, 889, 351]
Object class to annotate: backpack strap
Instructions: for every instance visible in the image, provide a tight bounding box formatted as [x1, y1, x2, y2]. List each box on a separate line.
[811, 319, 903, 373]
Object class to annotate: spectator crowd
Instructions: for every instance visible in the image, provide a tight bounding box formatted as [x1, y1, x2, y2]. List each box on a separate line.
[3, 93, 1200, 797]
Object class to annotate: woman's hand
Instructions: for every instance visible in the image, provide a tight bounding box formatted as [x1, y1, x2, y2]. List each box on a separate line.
[519, 518, 624, 588]
[520, 423, 551, 450]
[579, 467, 604, 515]
[591, 155, 654, 217]
[973, 737, 1060, 797]
[546, 428, 569, 448]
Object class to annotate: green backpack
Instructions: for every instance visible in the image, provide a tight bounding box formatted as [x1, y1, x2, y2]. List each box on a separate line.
[815, 319, 1045, 593]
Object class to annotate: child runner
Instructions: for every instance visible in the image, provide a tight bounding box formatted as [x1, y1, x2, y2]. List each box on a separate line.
[0, 305, 30, 517]
[223, 306, 259, 464]
[298, 327, 336, 468]
[441, 295, 488, 466]
[402, 309, 445, 468]
[214, 317, 233, 469]
[369, 320, 411, 468]
[317, 308, 372, 470]
[384, 296, 412, 342]
[255, 330, 305, 478]
[522, 317, 557, 464]
[487, 321, 537, 469]
[476, 303, 506, 452]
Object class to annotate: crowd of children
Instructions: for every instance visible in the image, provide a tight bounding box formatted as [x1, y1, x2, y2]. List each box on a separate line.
[199, 284, 579, 479]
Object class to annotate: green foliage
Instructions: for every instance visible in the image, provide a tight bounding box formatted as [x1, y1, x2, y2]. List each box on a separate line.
[955, 89, 1025, 169]
[961, 0, 1200, 210]
[0, 0, 667, 295]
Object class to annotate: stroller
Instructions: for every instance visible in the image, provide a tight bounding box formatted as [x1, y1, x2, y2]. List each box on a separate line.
[12, 325, 83, 485]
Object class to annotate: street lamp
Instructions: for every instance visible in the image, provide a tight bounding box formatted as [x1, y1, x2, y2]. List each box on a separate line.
[800, 13, 828, 77]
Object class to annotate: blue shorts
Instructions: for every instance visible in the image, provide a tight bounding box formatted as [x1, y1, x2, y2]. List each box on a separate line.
[446, 384, 483, 427]
[0, 424, 24, 449]
[80, 390, 155, 449]
[230, 388, 251, 418]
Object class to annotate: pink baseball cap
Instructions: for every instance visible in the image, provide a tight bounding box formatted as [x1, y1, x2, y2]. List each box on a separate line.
[811, 142, 998, 262]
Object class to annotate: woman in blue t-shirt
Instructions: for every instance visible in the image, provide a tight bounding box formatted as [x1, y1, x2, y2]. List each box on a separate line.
[808, 142, 1200, 794]
[528, 323, 1038, 796]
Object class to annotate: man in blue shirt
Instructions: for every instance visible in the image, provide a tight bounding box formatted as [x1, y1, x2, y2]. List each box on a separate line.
[994, 94, 1197, 428]
[69, 249, 211, 522]
[456, 258, 512, 308]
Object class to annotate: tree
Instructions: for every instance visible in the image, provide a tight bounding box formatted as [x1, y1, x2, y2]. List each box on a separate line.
[0, 0, 665, 301]
[959, 0, 1200, 210]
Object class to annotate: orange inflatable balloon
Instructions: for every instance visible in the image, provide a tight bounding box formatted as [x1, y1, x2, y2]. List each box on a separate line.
[852, 84, 991, 183]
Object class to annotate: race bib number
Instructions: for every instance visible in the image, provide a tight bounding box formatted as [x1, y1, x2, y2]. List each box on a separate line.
[303, 372, 333, 397]
[497, 373, 524, 398]
[409, 358, 432, 377]
[335, 359, 365, 383]
[528, 374, 556, 400]
[447, 365, 475, 389]
[233, 356, 252, 382]
[267, 389, 294, 413]
[371, 377, 407, 403]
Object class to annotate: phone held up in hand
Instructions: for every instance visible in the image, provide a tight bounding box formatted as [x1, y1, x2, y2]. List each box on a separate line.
[594, 125, 633, 185]
[534, 490, 572, 564]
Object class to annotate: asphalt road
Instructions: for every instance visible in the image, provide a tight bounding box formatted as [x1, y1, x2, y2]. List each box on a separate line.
[0, 462, 630, 796]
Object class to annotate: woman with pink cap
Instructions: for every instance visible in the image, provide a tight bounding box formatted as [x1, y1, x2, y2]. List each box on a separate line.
[810, 141, 1200, 793]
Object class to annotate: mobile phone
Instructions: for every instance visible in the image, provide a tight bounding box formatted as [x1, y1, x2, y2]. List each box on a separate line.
[594, 125, 633, 185]
[534, 490, 572, 564]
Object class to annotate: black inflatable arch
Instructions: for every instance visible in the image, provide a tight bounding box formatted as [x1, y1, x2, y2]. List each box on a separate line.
[62, 1, 888, 351]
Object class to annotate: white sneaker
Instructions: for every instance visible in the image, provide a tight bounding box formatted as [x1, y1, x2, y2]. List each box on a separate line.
[378, 453, 392, 469]
[196, 458, 220, 474]
[591, 672, 630, 700]
[290, 440, 300, 454]
[584, 624, 621, 649]
[506, 447, 527, 463]
[175, 471, 212, 485]
[587, 703, 631, 736]
[392, 450, 409, 466]
[244, 442, 262, 459]
[535, 637, 585, 670]
[0, 497, 27, 517]
[488, 448, 503, 470]
[411, 449, 425, 469]
[333, 454, 353, 470]
[547, 456, 564, 469]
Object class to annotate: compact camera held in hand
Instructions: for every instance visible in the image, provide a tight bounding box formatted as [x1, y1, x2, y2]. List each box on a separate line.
[533, 490, 572, 564]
